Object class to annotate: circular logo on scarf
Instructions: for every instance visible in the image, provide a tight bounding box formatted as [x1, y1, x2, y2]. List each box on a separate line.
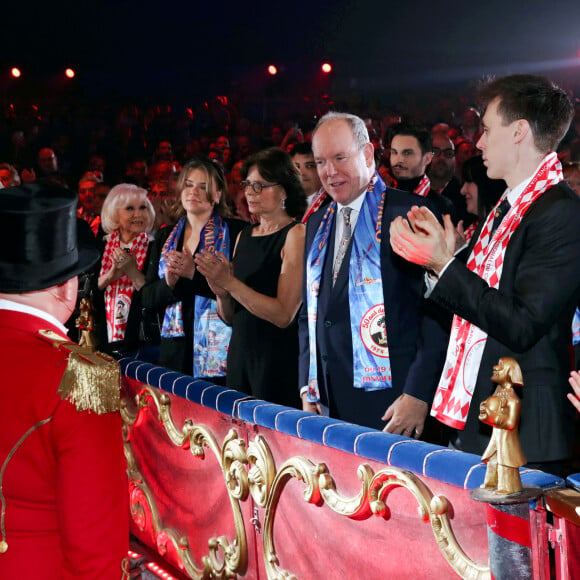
[462, 338, 486, 396]
[360, 304, 389, 357]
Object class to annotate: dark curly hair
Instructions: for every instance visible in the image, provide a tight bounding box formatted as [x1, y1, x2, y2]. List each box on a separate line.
[241, 148, 306, 219]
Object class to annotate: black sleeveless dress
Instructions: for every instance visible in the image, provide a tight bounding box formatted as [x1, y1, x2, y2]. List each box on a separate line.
[226, 222, 301, 409]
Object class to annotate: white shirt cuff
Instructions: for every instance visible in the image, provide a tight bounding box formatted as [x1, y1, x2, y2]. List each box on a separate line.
[424, 257, 455, 297]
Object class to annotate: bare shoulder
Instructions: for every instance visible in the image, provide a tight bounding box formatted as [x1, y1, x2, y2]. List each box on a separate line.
[287, 222, 306, 242]
[281, 222, 306, 261]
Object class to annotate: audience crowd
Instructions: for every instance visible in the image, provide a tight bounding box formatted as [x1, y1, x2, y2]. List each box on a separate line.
[2, 78, 580, 473]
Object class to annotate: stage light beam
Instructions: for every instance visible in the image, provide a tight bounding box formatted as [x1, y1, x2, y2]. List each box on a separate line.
[65, 68, 75, 79]
[267, 65, 278, 76]
[11, 67, 21, 78]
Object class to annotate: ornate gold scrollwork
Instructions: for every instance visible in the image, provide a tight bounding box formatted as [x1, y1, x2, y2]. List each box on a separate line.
[123, 385, 490, 579]
[123, 386, 248, 579]
[247, 435, 276, 508]
[319, 463, 374, 518]
[261, 453, 490, 580]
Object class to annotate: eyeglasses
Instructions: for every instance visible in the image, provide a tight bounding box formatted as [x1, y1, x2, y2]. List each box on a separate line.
[432, 147, 455, 159]
[240, 180, 279, 194]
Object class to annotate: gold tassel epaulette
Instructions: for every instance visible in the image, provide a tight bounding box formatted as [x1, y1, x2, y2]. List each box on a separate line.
[38, 329, 121, 414]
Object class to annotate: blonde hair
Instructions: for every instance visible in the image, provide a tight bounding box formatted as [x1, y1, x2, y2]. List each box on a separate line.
[100, 183, 155, 234]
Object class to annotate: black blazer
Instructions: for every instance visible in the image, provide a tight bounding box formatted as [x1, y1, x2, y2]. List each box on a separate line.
[298, 185, 449, 429]
[430, 182, 580, 462]
[141, 217, 245, 374]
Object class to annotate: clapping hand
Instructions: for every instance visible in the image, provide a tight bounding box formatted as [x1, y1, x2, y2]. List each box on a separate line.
[194, 249, 232, 297]
[568, 371, 580, 412]
[389, 206, 455, 274]
[165, 250, 195, 288]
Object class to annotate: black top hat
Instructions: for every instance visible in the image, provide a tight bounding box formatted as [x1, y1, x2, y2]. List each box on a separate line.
[0, 183, 100, 293]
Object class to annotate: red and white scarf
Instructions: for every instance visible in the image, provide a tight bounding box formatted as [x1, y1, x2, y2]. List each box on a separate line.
[413, 174, 431, 197]
[431, 153, 563, 429]
[302, 188, 328, 223]
[463, 220, 478, 243]
[393, 174, 431, 197]
[100, 230, 151, 342]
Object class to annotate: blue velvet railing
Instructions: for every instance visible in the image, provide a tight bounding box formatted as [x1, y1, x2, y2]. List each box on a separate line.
[120, 358, 566, 493]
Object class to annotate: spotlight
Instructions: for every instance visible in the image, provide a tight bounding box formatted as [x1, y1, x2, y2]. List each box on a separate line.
[65, 68, 75, 79]
[11, 67, 21, 78]
[321, 63, 332, 74]
[267, 65, 278, 76]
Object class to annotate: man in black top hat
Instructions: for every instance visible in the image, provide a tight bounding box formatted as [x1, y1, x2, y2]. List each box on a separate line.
[0, 184, 129, 577]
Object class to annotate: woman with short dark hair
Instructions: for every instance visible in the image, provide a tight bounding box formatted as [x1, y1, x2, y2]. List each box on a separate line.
[195, 148, 306, 407]
[460, 155, 506, 242]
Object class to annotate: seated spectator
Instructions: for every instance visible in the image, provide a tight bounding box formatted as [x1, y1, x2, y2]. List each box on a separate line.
[454, 138, 477, 178]
[77, 172, 104, 235]
[428, 133, 466, 224]
[125, 158, 149, 187]
[563, 162, 580, 196]
[227, 160, 251, 222]
[153, 140, 174, 163]
[215, 136, 230, 151]
[460, 107, 483, 144]
[149, 160, 177, 188]
[88, 154, 106, 182]
[22, 147, 66, 187]
[0, 163, 21, 188]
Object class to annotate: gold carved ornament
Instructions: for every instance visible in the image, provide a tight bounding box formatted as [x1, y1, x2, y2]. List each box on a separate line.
[122, 387, 248, 579]
[122, 386, 490, 580]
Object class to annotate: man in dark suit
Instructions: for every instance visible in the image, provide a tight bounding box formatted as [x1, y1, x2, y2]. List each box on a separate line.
[390, 74, 580, 473]
[299, 112, 447, 436]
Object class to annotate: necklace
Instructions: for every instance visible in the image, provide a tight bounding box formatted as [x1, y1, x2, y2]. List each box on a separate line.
[255, 217, 293, 236]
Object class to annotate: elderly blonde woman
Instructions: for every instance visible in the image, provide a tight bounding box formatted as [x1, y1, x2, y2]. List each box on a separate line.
[97, 183, 155, 352]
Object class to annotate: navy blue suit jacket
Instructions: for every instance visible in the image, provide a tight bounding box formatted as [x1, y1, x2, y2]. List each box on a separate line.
[298, 185, 448, 430]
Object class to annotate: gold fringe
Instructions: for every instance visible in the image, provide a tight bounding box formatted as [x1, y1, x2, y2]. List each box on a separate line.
[57, 351, 121, 414]
[38, 329, 122, 414]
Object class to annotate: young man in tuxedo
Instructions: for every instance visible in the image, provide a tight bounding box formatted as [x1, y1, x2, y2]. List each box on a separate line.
[390, 74, 580, 474]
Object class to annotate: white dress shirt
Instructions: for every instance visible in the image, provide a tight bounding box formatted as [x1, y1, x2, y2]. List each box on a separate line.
[0, 298, 69, 334]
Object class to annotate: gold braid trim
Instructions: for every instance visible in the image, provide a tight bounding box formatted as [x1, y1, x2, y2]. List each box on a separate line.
[38, 329, 121, 414]
[120, 556, 130, 579]
[1, 417, 54, 554]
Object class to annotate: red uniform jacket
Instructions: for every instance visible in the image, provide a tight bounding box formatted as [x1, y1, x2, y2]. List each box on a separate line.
[0, 308, 129, 579]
